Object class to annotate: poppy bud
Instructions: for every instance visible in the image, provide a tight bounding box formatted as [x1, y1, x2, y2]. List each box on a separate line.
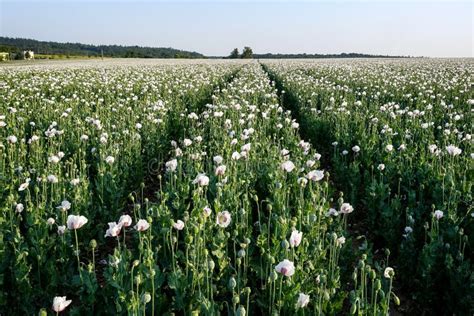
[232, 295, 240, 304]
[135, 275, 142, 285]
[228, 277, 237, 289]
[378, 289, 385, 300]
[320, 275, 327, 284]
[142, 292, 151, 304]
[236, 306, 246, 316]
[208, 260, 215, 270]
[337, 197, 344, 205]
[270, 271, 278, 282]
[352, 271, 358, 281]
[365, 265, 371, 273]
[393, 293, 400, 306]
[323, 290, 330, 301]
[350, 302, 357, 314]
[375, 280, 382, 291]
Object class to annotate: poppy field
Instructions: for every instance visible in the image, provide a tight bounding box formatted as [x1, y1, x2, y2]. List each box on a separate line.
[0, 59, 472, 315]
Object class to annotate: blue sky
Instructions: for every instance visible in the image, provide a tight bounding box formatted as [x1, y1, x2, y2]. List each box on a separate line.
[0, 0, 472, 57]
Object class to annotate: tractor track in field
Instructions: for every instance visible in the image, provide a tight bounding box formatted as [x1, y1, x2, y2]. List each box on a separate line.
[259, 62, 417, 315]
[94, 67, 243, 289]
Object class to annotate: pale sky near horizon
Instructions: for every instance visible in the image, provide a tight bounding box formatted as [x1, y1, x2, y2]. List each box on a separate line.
[0, 0, 472, 57]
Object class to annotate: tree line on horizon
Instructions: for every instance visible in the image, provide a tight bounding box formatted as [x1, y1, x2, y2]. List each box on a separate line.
[0, 37, 204, 59]
[228, 47, 409, 59]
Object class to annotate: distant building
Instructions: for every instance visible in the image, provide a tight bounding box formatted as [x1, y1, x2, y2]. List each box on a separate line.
[22, 50, 34, 60]
[0, 52, 9, 61]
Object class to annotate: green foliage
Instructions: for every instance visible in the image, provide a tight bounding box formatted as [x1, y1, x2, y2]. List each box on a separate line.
[229, 48, 240, 59]
[241, 47, 253, 59]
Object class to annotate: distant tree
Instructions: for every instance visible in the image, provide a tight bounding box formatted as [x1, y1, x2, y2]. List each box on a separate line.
[241, 46, 253, 59]
[229, 48, 240, 59]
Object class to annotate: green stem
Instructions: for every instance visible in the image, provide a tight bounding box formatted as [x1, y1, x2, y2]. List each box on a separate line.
[74, 229, 83, 283]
